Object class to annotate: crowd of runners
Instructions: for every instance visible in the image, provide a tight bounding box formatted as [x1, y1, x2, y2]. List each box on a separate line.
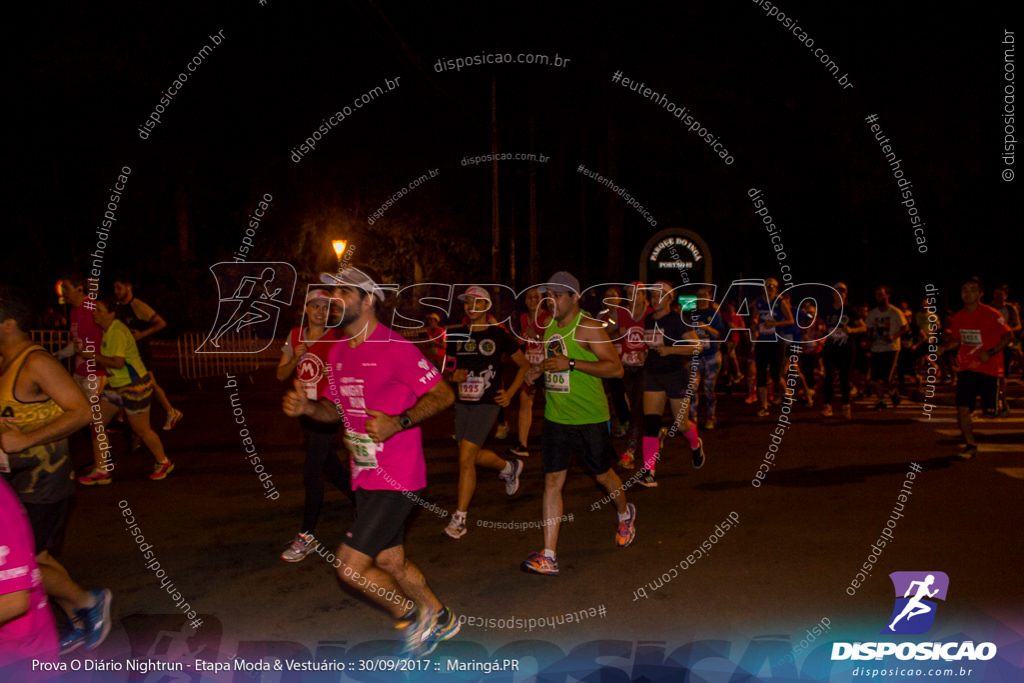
[1, 267, 1020, 669]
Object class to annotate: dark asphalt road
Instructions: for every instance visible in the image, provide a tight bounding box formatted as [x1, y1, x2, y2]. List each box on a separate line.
[51, 363, 1023, 680]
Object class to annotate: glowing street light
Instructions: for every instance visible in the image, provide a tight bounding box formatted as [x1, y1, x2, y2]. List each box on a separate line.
[332, 239, 347, 262]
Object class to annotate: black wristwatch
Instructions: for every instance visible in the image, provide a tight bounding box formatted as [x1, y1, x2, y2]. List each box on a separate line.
[398, 412, 413, 430]
[568, 358, 576, 371]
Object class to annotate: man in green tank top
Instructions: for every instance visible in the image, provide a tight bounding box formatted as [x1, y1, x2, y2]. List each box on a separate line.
[520, 272, 636, 576]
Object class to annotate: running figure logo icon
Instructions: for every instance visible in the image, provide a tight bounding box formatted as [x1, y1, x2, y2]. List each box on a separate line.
[197, 262, 297, 353]
[882, 571, 949, 635]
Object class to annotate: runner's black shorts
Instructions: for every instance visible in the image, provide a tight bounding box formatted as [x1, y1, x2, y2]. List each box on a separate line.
[345, 488, 420, 557]
[955, 370, 998, 414]
[542, 419, 615, 475]
[644, 367, 690, 399]
[870, 351, 898, 384]
[22, 497, 71, 555]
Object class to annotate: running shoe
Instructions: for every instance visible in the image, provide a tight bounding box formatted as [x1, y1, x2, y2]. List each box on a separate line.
[444, 514, 466, 539]
[495, 421, 509, 440]
[770, 395, 783, 407]
[613, 422, 628, 438]
[691, 438, 706, 469]
[805, 389, 815, 408]
[421, 606, 461, 656]
[521, 551, 559, 576]
[619, 448, 635, 470]
[79, 589, 112, 651]
[744, 394, 758, 404]
[281, 532, 318, 562]
[77, 468, 113, 486]
[850, 386, 860, 398]
[149, 459, 175, 480]
[998, 401, 1011, 418]
[841, 404, 852, 420]
[59, 621, 87, 655]
[638, 469, 657, 488]
[730, 374, 745, 386]
[163, 409, 184, 431]
[757, 406, 770, 417]
[957, 444, 978, 460]
[890, 392, 902, 408]
[499, 459, 524, 496]
[820, 405, 833, 418]
[397, 608, 435, 658]
[616, 503, 637, 547]
[507, 443, 529, 458]
[704, 417, 716, 430]
[873, 402, 886, 411]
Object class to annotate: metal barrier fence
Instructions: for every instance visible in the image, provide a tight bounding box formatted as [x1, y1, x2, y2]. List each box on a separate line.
[177, 331, 262, 387]
[30, 330, 73, 372]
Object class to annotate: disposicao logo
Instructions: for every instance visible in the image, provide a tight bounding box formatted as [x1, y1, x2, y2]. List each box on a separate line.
[832, 571, 997, 662]
[883, 571, 948, 635]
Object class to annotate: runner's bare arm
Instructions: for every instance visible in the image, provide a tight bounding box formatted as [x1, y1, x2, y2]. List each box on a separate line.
[0, 352, 90, 453]
[365, 379, 455, 443]
[495, 349, 530, 407]
[656, 329, 701, 356]
[133, 313, 167, 341]
[0, 590, 30, 626]
[572, 319, 623, 378]
[282, 379, 342, 422]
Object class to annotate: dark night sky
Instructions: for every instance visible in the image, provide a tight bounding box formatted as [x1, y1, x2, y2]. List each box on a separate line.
[8, 1, 1019, 328]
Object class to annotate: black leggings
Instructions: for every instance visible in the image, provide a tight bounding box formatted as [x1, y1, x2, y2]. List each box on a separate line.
[301, 425, 352, 533]
[822, 341, 853, 404]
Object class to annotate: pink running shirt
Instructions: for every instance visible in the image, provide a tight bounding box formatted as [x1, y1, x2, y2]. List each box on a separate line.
[69, 303, 103, 378]
[0, 479, 58, 668]
[323, 324, 441, 491]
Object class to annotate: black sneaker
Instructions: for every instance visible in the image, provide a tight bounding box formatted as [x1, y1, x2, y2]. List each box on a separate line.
[873, 402, 886, 411]
[691, 438, 705, 469]
[638, 469, 657, 488]
[890, 392, 902, 408]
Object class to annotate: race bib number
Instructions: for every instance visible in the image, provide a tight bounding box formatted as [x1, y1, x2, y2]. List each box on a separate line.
[644, 328, 664, 348]
[458, 376, 487, 401]
[960, 329, 982, 346]
[344, 431, 379, 471]
[526, 348, 543, 365]
[544, 369, 570, 393]
[758, 322, 774, 336]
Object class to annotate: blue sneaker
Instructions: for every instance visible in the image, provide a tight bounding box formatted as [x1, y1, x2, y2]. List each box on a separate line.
[59, 621, 87, 655]
[78, 589, 113, 650]
[397, 607, 433, 658]
[420, 607, 461, 656]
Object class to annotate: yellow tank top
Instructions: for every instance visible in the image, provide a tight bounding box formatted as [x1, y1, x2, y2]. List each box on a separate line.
[1, 345, 72, 503]
[0, 344, 65, 431]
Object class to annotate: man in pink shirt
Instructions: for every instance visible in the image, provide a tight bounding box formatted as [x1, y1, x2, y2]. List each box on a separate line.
[1, 477, 58, 674]
[57, 273, 104, 401]
[283, 265, 458, 658]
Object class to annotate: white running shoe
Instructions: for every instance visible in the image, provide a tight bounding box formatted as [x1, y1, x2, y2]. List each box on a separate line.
[281, 532, 317, 562]
[163, 409, 184, 431]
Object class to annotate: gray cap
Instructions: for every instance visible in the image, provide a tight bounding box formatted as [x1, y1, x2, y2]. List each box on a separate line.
[319, 267, 388, 300]
[537, 271, 580, 295]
